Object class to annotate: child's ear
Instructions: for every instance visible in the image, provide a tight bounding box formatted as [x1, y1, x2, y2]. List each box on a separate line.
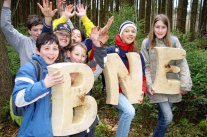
[66, 50, 71, 58]
[35, 48, 40, 55]
[28, 29, 32, 35]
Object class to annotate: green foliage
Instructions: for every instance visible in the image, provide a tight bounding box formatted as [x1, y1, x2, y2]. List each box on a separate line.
[95, 121, 113, 137]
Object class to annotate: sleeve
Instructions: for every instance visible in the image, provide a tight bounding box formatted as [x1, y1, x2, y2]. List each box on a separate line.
[106, 46, 115, 54]
[12, 63, 48, 108]
[89, 44, 107, 80]
[41, 19, 53, 33]
[81, 15, 95, 37]
[173, 36, 193, 91]
[1, 7, 27, 52]
[52, 16, 67, 30]
[140, 38, 152, 92]
[66, 18, 74, 29]
[139, 52, 147, 94]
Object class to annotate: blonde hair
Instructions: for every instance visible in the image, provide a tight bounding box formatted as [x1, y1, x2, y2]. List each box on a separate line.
[68, 42, 87, 54]
[148, 14, 173, 50]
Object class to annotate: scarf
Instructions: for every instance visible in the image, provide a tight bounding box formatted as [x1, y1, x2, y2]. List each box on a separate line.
[115, 34, 134, 52]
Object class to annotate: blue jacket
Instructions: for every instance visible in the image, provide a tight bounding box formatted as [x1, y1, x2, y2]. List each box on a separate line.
[12, 54, 53, 137]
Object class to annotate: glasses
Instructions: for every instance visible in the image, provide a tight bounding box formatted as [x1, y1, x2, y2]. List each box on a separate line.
[56, 32, 70, 38]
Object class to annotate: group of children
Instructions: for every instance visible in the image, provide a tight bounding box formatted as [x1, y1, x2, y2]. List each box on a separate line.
[1, 0, 192, 137]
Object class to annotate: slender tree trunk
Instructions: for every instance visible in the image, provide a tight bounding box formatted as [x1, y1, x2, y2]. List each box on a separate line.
[139, 0, 145, 20]
[151, 0, 155, 25]
[104, 0, 109, 22]
[190, 0, 198, 40]
[167, 0, 173, 30]
[92, 0, 97, 25]
[100, 0, 104, 27]
[115, 0, 120, 12]
[145, 0, 151, 34]
[18, 0, 24, 26]
[199, 0, 207, 36]
[0, 10, 13, 120]
[161, 0, 166, 14]
[177, 0, 188, 33]
[110, 0, 113, 13]
[158, 0, 162, 14]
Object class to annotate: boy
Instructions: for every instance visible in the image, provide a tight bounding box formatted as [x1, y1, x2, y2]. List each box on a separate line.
[12, 32, 64, 137]
[1, 0, 43, 66]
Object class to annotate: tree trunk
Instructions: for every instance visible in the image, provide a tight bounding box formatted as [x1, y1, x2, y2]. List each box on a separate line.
[161, 0, 166, 14]
[177, 0, 188, 33]
[92, 0, 97, 25]
[110, 0, 114, 13]
[151, 0, 155, 25]
[158, 0, 162, 14]
[139, 0, 145, 20]
[100, 0, 104, 27]
[199, 0, 207, 36]
[167, 0, 173, 30]
[190, 0, 198, 40]
[18, 0, 24, 26]
[0, 10, 13, 120]
[145, 0, 151, 34]
[104, 0, 109, 22]
[115, 0, 120, 12]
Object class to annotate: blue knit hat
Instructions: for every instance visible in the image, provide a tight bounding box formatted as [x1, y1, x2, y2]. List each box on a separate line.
[54, 23, 71, 34]
[119, 20, 137, 36]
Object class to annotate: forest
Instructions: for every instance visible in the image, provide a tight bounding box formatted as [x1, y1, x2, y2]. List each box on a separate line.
[0, 0, 206, 136]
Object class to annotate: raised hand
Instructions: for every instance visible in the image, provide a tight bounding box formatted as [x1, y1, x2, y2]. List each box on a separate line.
[44, 70, 64, 88]
[76, 4, 87, 18]
[56, 0, 66, 16]
[37, 0, 57, 18]
[63, 4, 76, 19]
[89, 26, 101, 47]
[3, 0, 11, 8]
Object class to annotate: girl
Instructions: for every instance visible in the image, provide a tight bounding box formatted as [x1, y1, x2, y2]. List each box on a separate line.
[140, 14, 192, 137]
[106, 20, 146, 137]
[65, 26, 107, 137]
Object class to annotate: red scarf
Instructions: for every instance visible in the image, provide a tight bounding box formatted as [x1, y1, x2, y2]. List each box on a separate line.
[115, 34, 134, 52]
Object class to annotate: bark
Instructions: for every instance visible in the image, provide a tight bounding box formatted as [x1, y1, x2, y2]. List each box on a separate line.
[139, 0, 145, 20]
[115, 0, 120, 12]
[158, 0, 162, 14]
[190, 0, 198, 40]
[145, 0, 151, 34]
[110, 0, 114, 12]
[199, 0, 207, 36]
[167, 0, 173, 30]
[100, 0, 104, 27]
[161, 0, 166, 14]
[177, 0, 188, 33]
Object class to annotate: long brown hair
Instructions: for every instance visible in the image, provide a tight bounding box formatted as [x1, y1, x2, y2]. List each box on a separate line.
[148, 14, 173, 50]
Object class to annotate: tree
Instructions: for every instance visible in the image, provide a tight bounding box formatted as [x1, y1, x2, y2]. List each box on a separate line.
[158, 0, 162, 13]
[0, 9, 13, 120]
[139, 0, 145, 21]
[145, 0, 151, 34]
[167, 0, 173, 30]
[161, 0, 166, 14]
[198, 0, 207, 36]
[190, 0, 198, 40]
[115, 0, 120, 12]
[177, 0, 188, 33]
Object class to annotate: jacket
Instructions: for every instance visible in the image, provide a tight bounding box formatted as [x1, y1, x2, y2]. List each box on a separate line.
[1, 7, 36, 66]
[141, 36, 193, 103]
[106, 34, 146, 94]
[12, 54, 53, 137]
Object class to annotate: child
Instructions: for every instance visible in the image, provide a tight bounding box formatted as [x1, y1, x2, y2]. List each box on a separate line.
[106, 20, 146, 137]
[140, 14, 192, 137]
[64, 26, 107, 137]
[1, 0, 43, 66]
[12, 32, 64, 137]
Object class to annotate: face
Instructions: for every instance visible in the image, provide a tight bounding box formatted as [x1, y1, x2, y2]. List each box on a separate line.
[36, 42, 59, 65]
[154, 20, 167, 39]
[121, 26, 136, 44]
[28, 24, 43, 41]
[55, 31, 71, 48]
[72, 29, 82, 43]
[67, 46, 87, 63]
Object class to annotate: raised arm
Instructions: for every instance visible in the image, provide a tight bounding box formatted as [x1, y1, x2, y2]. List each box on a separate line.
[37, 0, 57, 26]
[76, 4, 95, 37]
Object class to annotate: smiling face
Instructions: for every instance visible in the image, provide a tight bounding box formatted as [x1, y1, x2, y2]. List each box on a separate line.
[67, 45, 87, 63]
[55, 31, 71, 49]
[72, 29, 82, 44]
[28, 24, 43, 41]
[154, 20, 168, 39]
[36, 42, 59, 65]
[121, 26, 136, 44]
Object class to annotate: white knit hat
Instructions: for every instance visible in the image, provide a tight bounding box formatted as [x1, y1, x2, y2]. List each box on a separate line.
[119, 20, 137, 37]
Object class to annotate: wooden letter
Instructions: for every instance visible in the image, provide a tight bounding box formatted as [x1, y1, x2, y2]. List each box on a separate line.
[47, 63, 97, 136]
[153, 47, 186, 94]
[103, 53, 143, 105]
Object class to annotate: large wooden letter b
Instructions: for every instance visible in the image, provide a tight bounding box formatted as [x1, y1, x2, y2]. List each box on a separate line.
[48, 63, 97, 136]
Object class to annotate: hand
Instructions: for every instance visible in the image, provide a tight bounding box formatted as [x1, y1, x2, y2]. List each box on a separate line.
[44, 70, 64, 88]
[37, 0, 57, 18]
[63, 4, 76, 19]
[57, 0, 66, 16]
[3, 0, 11, 8]
[180, 90, 188, 95]
[98, 16, 114, 44]
[138, 91, 144, 104]
[148, 87, 155, 95]
[76, 4, 87, 18]
[89, 26, 101, 47]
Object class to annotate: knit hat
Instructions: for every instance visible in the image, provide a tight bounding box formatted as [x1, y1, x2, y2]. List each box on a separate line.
[119, 20, 137, 37]
[54, 23, 71, 34]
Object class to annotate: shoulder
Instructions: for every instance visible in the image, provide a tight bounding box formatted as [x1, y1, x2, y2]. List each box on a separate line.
[106, 46, 116, 53]
[141, 38, 149, 49]
[16, 62, 36, 80]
